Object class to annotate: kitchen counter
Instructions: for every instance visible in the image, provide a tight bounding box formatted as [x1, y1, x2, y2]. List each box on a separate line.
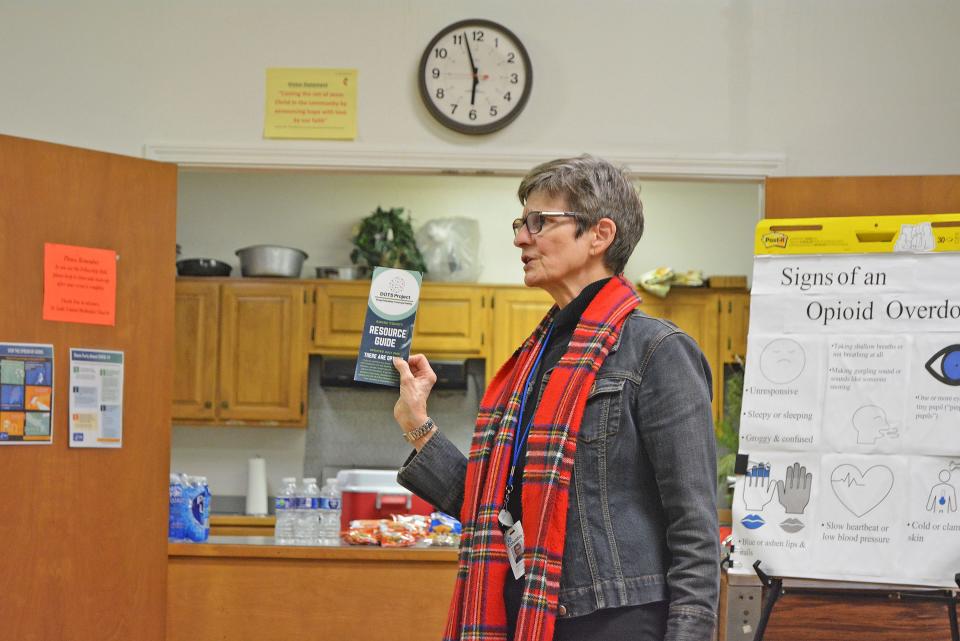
[168, 536, 458, 641]
[169, 535, 459, 560]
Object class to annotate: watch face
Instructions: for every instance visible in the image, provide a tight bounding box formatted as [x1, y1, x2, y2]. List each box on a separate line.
[419, 19, 532, 135]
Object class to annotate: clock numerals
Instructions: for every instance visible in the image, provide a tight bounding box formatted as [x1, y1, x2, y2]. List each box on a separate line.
[419, 20, 531, 134]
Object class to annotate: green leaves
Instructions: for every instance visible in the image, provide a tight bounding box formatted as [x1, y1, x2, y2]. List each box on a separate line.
[350, 207, 427, 273]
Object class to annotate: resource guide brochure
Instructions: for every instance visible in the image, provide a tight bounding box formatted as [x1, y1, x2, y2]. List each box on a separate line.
[354, 267, 422, 387]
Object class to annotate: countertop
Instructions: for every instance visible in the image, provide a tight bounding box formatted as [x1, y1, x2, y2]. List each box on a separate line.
[168, 535, 459, 561]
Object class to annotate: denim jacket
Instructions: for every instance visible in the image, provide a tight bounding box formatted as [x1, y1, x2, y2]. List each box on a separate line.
[397, 311, 719, 641]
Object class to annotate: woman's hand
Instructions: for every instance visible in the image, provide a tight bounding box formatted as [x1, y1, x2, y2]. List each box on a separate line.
[393, 355, 437, 447]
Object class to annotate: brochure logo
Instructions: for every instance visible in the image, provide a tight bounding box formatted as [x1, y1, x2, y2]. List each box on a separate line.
[762, 232, 788, 249]
[369, 269, 420, 319]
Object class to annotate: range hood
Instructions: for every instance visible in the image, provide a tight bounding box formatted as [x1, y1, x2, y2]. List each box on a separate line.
[319, 356, 473, 390]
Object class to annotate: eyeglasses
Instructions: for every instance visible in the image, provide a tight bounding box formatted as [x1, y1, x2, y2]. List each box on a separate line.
[512, 211, 582, 237]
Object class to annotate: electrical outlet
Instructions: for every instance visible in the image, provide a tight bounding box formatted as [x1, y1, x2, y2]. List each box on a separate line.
[725, 584, 762, 641]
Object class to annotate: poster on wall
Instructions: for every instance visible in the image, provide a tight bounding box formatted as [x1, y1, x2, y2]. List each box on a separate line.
[731, 214, 960, 588]
[263, 67, 358, 140]
[68, 348, 124, 449]
[0, 343, 54, 445]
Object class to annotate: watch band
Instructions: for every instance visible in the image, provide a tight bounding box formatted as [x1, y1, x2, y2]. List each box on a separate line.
[403, 417, 435, 443]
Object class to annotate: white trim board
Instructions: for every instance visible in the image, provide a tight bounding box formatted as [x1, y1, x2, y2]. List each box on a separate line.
[144, 143, 785, 180]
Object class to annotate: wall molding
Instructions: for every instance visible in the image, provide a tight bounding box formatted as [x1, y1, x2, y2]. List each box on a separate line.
[144, 143, 785, 180]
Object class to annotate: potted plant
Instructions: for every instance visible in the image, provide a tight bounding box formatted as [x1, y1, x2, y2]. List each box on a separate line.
[350, 207, 427, 274]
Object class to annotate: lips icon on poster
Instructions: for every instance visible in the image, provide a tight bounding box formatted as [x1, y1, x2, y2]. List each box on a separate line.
[925, 345, 960, 386]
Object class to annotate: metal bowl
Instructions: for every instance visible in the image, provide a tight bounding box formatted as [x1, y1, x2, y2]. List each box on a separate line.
[177, 258, 232, 277]
[316, 265, 369, 280]
[235, 245, 308, 278]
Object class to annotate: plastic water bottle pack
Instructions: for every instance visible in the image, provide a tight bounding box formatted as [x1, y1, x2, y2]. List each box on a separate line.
[168, 473, 210, 543]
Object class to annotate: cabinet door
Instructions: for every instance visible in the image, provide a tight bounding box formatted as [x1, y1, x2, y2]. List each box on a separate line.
[719, 292, 750, 363]
[412, 285, 485, 354]
[313, 282, 369, 352]
[218, 283, 306, 423]
[172, 281, 219, 421]
[490, 288, 554, 380]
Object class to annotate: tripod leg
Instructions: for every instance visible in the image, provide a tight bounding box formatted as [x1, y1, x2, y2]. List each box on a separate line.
[752, 578, 783, 641]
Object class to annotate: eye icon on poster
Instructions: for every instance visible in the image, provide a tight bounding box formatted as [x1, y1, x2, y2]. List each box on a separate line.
[759, 338, 807, 384]
[925, 344, 960, 386]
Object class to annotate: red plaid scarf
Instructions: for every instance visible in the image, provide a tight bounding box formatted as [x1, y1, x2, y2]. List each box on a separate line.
[445, 276, 642, 641]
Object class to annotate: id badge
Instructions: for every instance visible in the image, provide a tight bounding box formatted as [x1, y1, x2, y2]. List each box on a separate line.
[504, 521, 526, 579]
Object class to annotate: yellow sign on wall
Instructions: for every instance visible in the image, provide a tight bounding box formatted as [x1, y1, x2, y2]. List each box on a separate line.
[264, 68, 357, 140]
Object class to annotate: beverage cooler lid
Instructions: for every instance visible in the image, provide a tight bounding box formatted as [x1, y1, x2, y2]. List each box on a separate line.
[335, 468, 413, 495]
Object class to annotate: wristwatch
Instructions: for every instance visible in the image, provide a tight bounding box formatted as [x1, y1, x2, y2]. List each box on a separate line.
[403, 417, 435, 443]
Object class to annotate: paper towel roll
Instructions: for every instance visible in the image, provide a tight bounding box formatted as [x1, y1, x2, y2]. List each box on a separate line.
[245, 457, 268, 516]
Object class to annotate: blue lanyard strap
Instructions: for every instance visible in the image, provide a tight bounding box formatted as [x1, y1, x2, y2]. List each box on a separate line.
[504, 324, 554, 505]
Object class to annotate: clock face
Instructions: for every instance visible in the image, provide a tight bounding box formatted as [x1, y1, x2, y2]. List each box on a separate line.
[418, 19, 532, 135]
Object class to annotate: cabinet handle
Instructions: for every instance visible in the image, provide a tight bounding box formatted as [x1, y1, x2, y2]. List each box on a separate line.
[221, 401, 229, 409]
[204, 401, 212, 409]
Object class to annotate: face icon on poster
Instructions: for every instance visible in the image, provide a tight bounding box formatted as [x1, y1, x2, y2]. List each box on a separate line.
[925, 344, 960, 386]
[759, 338, 806, 384]
[926, 469, 958, 514]
[851, 405, 899, 444]
[829, 464, 894, 518]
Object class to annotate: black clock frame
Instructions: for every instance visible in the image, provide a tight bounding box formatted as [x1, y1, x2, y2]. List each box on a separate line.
[418, 19, 533, 135]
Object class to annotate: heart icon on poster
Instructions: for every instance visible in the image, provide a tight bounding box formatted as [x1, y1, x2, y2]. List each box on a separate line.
[829, 464, 894, 518]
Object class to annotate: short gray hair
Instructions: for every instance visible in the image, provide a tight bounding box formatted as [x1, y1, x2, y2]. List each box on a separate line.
[517, 155, 643, 274]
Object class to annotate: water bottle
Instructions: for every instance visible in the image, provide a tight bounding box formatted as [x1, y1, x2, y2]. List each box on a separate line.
[274, 477, 298, 545]
[318, 479, 342, 546]
[296, 477, 321, 545]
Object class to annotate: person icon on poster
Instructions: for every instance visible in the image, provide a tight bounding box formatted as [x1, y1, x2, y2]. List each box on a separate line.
[926, 470, 958, 514]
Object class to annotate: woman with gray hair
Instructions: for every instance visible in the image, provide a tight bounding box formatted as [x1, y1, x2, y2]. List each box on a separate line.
[393, 155, 719, 641]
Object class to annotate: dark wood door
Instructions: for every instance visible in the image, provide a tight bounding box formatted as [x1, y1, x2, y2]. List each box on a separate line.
[0, 134, 176, 641]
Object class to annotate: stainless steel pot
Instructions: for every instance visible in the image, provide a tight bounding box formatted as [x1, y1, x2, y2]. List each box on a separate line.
[235, 245, 308, 278]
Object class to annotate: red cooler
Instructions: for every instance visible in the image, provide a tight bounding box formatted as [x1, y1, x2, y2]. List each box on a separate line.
[335, 469, 434, 530]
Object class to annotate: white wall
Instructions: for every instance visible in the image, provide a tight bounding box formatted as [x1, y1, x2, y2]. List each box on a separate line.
[177, 172, 761, 284]
[2, 1, 959, 176]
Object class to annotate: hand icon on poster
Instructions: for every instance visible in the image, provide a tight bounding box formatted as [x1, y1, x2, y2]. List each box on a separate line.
[743, 463, 776, 510]
[777, 462, 813, 515]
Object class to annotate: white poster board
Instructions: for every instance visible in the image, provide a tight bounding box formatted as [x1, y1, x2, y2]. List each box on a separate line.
[731, 215, 960, 588]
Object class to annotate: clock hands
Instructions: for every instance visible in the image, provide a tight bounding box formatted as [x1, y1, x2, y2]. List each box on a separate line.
[462, 31, 479, 106]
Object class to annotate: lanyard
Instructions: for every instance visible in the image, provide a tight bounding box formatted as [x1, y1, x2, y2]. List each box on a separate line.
[503, 324, 554, 510]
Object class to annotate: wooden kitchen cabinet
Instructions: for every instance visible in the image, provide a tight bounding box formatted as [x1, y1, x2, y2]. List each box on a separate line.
[489, 287, 555, 378]
[173, 281, 220, 421]
[172, 280, 307, 425]
[487, 285, 750, 421]
[312, 280, 487, 356]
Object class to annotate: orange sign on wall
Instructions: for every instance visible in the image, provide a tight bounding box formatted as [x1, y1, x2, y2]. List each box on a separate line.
[43, 243, 117, 326]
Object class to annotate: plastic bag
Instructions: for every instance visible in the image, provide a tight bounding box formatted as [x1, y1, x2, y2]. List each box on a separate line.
[416, 218, 481, 282]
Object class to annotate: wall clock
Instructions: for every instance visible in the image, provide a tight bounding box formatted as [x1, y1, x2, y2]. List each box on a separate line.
[418, 19, 533, 135]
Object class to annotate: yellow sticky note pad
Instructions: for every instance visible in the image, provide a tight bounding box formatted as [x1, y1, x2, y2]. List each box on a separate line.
[264, 68, 357, 140]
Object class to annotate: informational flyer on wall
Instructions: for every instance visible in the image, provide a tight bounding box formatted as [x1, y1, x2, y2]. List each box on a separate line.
[732, 213, 960, 588]
[354, 267, 422, 387]
[68, 348, 124, 448]
[0, 343, 54, 445]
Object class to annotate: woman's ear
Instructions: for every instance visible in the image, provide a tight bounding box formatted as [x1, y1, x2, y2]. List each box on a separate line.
[591, 218, 617, 255]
